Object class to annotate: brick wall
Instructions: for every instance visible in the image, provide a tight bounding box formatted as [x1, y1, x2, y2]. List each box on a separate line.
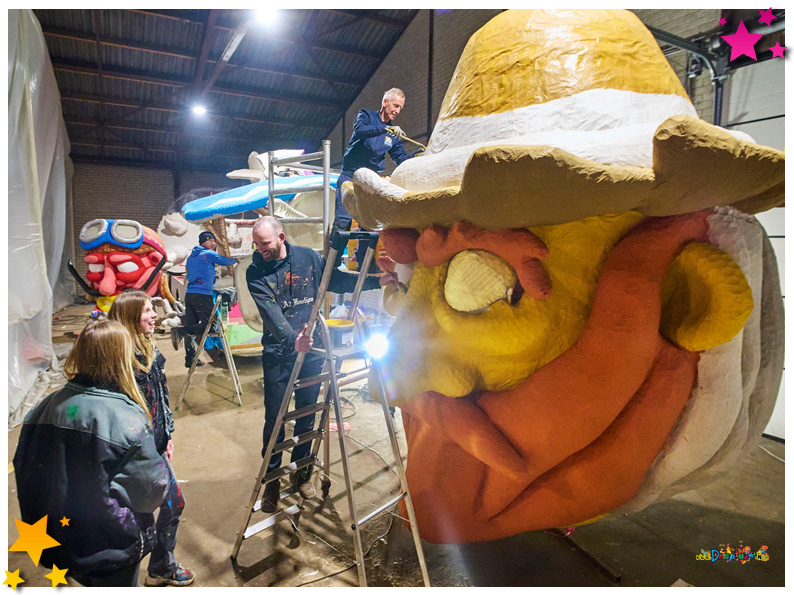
[630, 9, 722, 122]
[71, 163, 243, 280]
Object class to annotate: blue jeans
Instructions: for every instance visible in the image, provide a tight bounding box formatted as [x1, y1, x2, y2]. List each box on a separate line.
[147, 454, 185, 577]
[262, 353, 325, 473]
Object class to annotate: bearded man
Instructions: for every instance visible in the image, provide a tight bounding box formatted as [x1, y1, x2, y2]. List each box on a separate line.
[246, 216, 395, 512]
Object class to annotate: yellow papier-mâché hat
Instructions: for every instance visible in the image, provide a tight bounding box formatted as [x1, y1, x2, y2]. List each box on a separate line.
[342, 9, 784, 231]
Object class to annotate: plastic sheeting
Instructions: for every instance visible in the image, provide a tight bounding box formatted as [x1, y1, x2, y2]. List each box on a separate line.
[8, 9, 74, 427]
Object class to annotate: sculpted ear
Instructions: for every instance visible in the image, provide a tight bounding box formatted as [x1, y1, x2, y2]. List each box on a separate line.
[660, 243, 753, 352]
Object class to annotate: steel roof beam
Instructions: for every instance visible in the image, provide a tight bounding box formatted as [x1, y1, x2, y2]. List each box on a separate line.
[326, 9, 411, 29]
[65, 118, 297, 144]
[43, 27, 369, 87]
[126, 11, 384, 60]
[52, 60, 348, 111]
[60, 92, 333, 130]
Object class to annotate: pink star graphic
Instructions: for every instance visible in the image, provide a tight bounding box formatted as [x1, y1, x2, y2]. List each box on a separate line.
[770, 42, 786, 59]
[719, 17, 727, 26]
[758, 8, 777, 27]
[721, 21, 764, 61]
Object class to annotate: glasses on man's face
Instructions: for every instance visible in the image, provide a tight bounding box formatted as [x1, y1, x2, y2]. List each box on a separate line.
[80, 219, 144, 250]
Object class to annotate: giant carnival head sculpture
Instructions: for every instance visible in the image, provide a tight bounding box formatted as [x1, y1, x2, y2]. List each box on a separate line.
[342, 9, 784, 543]
[73, 218, 176, 311]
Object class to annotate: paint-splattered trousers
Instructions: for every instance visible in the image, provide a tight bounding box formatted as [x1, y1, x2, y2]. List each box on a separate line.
[147, 453, 185, 578]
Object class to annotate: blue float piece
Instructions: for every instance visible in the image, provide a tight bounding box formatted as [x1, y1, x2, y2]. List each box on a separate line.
[181, 174, 340, 222]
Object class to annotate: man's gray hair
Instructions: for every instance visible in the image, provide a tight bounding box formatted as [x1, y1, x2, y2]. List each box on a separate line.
[383, 88, 405, 103]
[252, 215, 283, 235]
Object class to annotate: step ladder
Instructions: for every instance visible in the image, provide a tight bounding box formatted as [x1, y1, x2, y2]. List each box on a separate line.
[230, 231, 431, 587]
[174, 293, 243, 410]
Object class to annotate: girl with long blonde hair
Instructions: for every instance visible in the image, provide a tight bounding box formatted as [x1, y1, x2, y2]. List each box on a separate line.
[109, 291, 195, 587]
[14, 318, 168, 587]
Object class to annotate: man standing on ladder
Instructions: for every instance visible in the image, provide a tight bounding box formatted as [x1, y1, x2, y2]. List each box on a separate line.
[332, 88, 424, 270]
[246, 216, 396, 512]
[171, 231, 237, 367]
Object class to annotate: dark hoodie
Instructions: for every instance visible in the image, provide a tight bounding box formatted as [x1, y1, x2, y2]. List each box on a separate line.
[246, 242, 380, 359]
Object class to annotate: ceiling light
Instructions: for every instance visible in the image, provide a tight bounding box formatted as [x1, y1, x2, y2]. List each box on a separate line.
[255, 9, 279, 25]
[192, 105, 207, 116]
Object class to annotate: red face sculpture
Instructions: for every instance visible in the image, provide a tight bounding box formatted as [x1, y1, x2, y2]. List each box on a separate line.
[79, 219, 170, 299]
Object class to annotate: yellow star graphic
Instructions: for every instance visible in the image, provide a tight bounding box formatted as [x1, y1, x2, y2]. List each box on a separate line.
[3, 569, 25, 591]
[59, 517, 70, 527]
[44, 565, 68, 588]
[8, 516, 61, 566]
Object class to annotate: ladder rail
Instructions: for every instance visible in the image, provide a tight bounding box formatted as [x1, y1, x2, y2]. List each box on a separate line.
[232, 232, 431, 587]
[317, 316, 368, 586]
[175, 299, 242, 411]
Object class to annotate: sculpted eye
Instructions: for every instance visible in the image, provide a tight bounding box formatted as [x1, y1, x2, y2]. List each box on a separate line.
[444, 250, 518, 313]
[88, 264, 105, 273]
[117, 262, 139, 273]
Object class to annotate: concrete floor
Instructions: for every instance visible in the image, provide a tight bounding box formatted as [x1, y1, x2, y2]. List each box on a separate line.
[6, 304, 785, 587]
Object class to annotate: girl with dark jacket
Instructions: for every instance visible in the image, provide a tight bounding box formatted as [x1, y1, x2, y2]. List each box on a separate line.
[109, 291, 195, 587]
[13, 318, 169, 587]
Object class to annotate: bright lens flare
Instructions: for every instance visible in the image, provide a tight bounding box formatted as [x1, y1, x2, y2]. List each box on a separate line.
[255, 9, 279, 25]
[365, 334, 389, 360]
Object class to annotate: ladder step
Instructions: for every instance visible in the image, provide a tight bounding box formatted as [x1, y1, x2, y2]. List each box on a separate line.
[252, 485, 296, 513]
[355, 493, 406, 529]
[243, 504, 301, 540]
[272, 430, 323, 455]
[283, 402, 330, 423]
[294, 372, 331, 389]
[309, 345, 369, 359]
[262, 456, 316, 484]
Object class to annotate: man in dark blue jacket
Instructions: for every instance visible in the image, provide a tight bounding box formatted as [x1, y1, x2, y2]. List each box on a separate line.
[246, 216, 396, 511]
[332, 88, 423, 269]
[171, 231, 237, 367]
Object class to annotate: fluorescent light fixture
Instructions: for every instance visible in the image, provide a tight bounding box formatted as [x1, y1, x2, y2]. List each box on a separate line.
[364, 334, 389, 360]
[255, 9, 279, 25]
[192, 105, 207, 116]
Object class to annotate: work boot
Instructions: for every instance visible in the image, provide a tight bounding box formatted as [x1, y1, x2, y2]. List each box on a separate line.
[291, 469, 316, 500]
[260, 480, 280, 513]
[170, 327, 183, 351]
[208, 346, 226, 363]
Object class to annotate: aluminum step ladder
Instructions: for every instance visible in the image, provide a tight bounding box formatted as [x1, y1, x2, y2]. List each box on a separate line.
[174, 294, 243, 410]
[230, 231, 431, 587]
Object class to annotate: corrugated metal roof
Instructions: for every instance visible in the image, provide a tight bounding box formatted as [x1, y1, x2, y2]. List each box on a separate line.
[33, 8, 419, 171]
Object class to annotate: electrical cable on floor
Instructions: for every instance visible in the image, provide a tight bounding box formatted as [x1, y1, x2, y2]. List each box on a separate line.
[292, 504, 400, 587]
[345, 434, 399, 478]
[757, 444, 784, 463]
[293, 433, 403, 586]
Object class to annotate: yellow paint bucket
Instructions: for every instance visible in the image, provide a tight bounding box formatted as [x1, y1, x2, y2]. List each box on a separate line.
[326, 318, 355, 348]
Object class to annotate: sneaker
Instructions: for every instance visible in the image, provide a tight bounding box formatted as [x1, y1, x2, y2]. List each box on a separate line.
[291, 471, 316, 500]
[144, 563, 195, 587]
[170, 327, 182, 351]
[185, 359, 205, 368]
[260, 481, 279, 513]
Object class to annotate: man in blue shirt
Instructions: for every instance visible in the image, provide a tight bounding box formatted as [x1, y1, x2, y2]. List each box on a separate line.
[171, 231, 237, 367]
[332, 88, 423, 268]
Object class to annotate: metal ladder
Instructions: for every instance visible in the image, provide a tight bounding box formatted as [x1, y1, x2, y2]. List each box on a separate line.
[230, 231, 431, 587]
[174, 295, 243, 410]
